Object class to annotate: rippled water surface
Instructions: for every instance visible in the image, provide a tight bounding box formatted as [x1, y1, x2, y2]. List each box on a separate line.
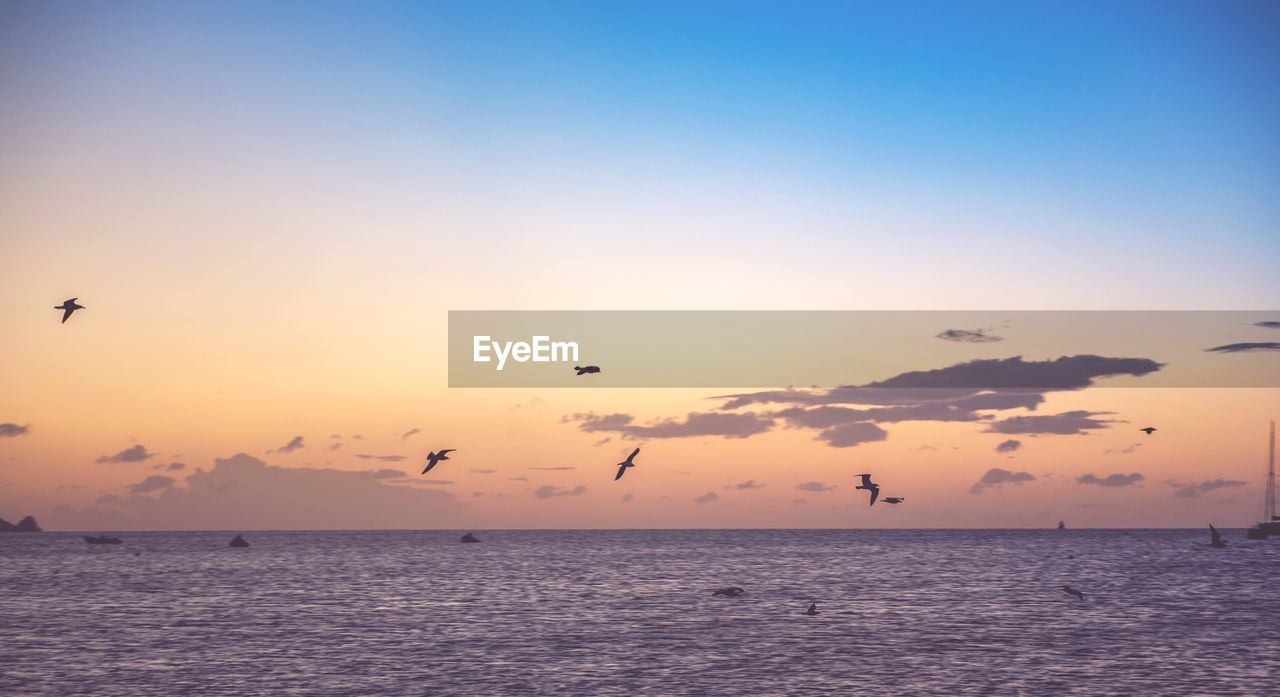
[2, 529, 1277, 695]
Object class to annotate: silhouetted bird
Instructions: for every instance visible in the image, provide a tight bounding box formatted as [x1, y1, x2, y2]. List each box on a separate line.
[421, 449, 455, 474]
[1139, 427, 1156, 435]
[882, 497, 905, 504]
[712, 587, 745, 597]
[55, 298, 84, 323]
[575, 365, 601, 375]
[1060, 585, 1085, 601]
[804, 602, 819, 616]
[855, 474, 880, 506]
[1208, 524, 1227, 548]
[615, 447, 639, 481]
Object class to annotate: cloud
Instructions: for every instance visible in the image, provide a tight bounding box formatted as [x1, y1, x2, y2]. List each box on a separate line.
[816, 422, 888, 448]
[1256, 321, 1280, 329]
[51, 453, 467, 529]
[95, 494, 122, 505]
[970, 468, 1035, 494]
[0, 423, 30, 438]
[533, 485, 587, 499]
[128, 475, 175, 494]
[865, 355, 1161, 390]
[1076, 472, 1144, 487]
[359, 469, 405, 480]
[530, 466, 576, 471]
[725, 480, 765, 490]
[936, 329, 1003, 343]
[401, 428, 421, 440]
[1205, 342, 1280, 353]
[278, 436, 305, 453]
[694, 492, 719, 504]
[329, 443, 343, 451]
[621, 493, 634, 503]
[356, 454, 407, 462]
[469, 469, 497, 474]
[986, 410, 1118, 435]
[152, 462, 186, 471]
[994, 439, 1022, 454]
[567, 411, 772, 439]
[1106, 443, 1142, 455]
[795, 482, 837, 492]
[1168, 478, 1248, 498]
[96, 444, 154, 464]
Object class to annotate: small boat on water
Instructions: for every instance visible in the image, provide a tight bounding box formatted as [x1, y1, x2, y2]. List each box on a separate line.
[1247, 421, 1278, 541]
[460, 533, 481, 543]
[84, 534, 122, 545]
[229, 534, 250, 548]
[1058, 520, 1066, 530]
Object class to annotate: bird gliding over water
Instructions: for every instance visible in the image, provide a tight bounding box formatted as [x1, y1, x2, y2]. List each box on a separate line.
[421, 449, 455, 474]
[615, 448, 639, 480]
[54, 298, 84, 323]
[855, 474, 880, 506]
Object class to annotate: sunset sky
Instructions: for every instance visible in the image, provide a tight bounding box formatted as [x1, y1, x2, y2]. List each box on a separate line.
[2, 1, 1278, 529]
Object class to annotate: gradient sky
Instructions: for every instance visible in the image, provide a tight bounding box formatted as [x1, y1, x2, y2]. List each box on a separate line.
[1, 1, 1278, 529]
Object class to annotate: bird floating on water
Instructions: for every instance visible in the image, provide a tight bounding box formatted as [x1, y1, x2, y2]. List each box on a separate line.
[712, 587, 745, 597]
[614, 447, 639, 481]
[1139, 427, 1157, 435]
[855, 474, 880, 506]
[804, 602, 819, 616]
[54, 298, 84, 323]
[575, 365, 601, 375]
[882, 497, 905, 504]
[1208, 524, 1227, 548]
[421, 449, 455, 474]
[1060, 585, 1085, 601]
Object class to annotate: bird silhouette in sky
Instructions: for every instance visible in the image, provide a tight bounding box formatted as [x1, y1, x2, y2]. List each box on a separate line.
[614, 447, 639, 480]
[575, 365, 601, 375]
[1060, 585, 1085, 601]
[1208, 524, 1227, 548]
[421, 449, 455, 474]
[1139, 427, 1157, 435]
[882, 497, 905, 504]
[54, 298, 84, 323]
[855, 474, 880, 506]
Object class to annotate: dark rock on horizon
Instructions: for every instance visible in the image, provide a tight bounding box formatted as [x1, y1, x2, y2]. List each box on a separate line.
[0, 515, 42, 533]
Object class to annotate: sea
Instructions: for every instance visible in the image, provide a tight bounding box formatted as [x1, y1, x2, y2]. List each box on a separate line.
[1, 529, 1277, 696]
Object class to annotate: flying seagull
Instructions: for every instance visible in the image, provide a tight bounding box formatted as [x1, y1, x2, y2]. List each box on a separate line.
[855, 474, 880, 506]
[1060, 585, 1085, 601]
[711, 587, 745, 597]
[882, 497, 905, 504]
[1209, 524, 1227, 548]
[804, 602, 819, 616]
[421, 449, 455, 474]
[575, 365, 601, 375]
[55, 298, 84, 323]
[614, 447, 639, 480]
[1139, 427, 1156, 435]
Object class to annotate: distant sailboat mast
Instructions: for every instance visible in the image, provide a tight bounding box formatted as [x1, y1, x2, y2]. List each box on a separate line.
[1267, 421, 1276, 523]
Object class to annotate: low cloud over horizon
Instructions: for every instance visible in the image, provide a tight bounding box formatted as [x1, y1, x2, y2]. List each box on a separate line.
[1077, 472, 1144, 487]
[970, 468, 1036, 495]
[51, 453, 467, 530]
[96, 444, 154, 464]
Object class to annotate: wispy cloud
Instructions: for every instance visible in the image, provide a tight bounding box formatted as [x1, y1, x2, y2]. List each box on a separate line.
[1205, 342, 1280, 353]
[994, 439, 1022, 454]
[567, 411, 772, 440]
[970, 468, 1035, 494]
[694, 491, 719, 504]
[277, 436, 305, 453]
[530, 466, 576, 471]
[128, 475, 175, 494]
[1076, 472, 1144, 487]
[96, 444, 154, 464]
[1167, 478, 1247, 498]
[0, 423, 30, 438]
[724, 480, 766, 490]
[936, 328, 1002, 343]
[534, 485, 587, 499]
[986, 411, 1118, 435]
[356, 454, 407, 462]
[401, 428, 421, 440]
[795, 482, 838, 492]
